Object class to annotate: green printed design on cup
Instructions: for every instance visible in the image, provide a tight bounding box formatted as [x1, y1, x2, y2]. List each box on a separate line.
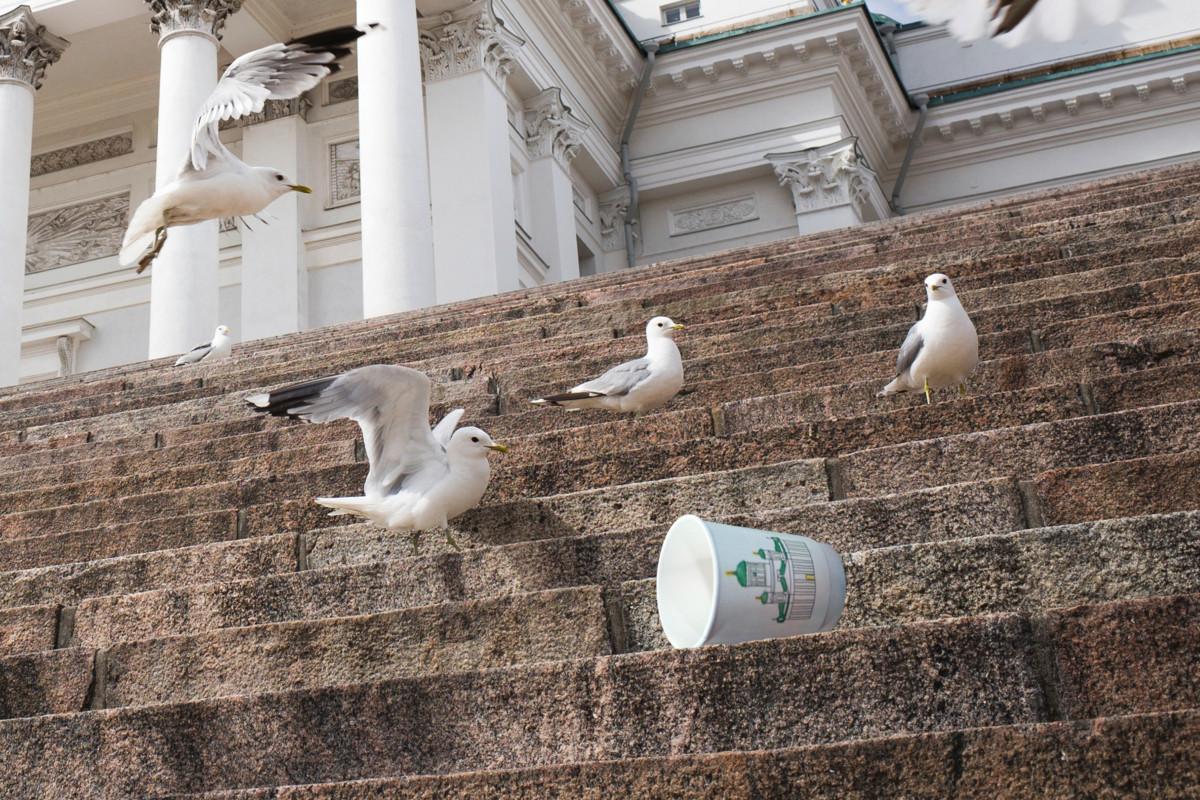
[726, 536, 818, 624]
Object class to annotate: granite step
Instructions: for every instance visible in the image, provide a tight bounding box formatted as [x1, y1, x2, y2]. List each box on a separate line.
[1, 593, 1194, 798]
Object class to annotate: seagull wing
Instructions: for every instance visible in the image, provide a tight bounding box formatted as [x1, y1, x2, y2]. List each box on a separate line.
[895, 321, 925, 377]
[175, 342, 213, 366]
[431, 408, 465, 448]
[246, 364, 441, 497]
[573, 356, 653, 397]
[186, 25, 374, 173]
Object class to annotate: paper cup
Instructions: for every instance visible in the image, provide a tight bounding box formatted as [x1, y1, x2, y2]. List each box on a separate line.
[656, 515, 846, 648]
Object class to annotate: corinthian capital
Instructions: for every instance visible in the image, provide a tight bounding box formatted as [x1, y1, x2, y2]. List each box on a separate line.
[146, 0, 243, 41]
[0, 6, 69, 90]
[419, 0, 524, 85]
[766, 136, 888, 223]
[524, 87, 588, 165]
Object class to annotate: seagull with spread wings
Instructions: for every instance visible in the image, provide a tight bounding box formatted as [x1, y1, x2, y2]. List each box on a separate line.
[120, 25, 377, 273]
[878, 273, 979, 404]
[246, 365, 508, 548]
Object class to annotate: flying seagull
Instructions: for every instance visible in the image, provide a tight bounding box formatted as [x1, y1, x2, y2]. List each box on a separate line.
[246, 365, 507, 548]
[878, 273, 979, 404]
[120, 24, 377, 273]
[906, 0, 1128, 45]
[531, 316, 685, 414]
[174, 324, 232, 366]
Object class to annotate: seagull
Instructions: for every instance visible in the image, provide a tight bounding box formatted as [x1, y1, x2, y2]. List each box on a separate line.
[246, 365, 507, 548]
[531, 316, 685, 415]
[906, 0, 1128, 45]
[120, 25, 378, 274]
[878, 274, 979, 404]
[174, 324, 233, 366]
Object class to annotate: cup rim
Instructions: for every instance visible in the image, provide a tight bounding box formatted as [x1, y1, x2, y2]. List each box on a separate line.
[663, 514, 721, 648]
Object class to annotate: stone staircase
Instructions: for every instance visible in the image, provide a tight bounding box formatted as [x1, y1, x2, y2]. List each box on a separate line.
[1, 162, 1199, 798]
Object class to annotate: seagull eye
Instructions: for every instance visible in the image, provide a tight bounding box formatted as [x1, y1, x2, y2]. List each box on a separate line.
[471, 436, 479, 443]
[276, 174, 285, 181]
[942, 279, 948, 284]
[658, 323, 664, 327]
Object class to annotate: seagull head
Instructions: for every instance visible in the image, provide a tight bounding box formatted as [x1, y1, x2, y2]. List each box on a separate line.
[256, 167, 312, 198]
[447, 427, 509, 460]
[214, 325, 231, 338]
[924, 273, 957, 301]
[646, 316, 684, 341]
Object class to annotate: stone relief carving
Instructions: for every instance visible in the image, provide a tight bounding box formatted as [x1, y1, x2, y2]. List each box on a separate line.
[26, 193, 130, 274]
[767, 138, 870, 214]
[147, 0, 243, 39]
[669, 195, 759, 236]
[218, 97, 309, 129]
[418, 0, 524, 85]
[599, 187, 633, 253]
[31, 132, 134, 178]
[524, 87, 588, 165]
[326, 75, 358, 105]
[329, 139, 361, 206]
[0, 6, 69, 89]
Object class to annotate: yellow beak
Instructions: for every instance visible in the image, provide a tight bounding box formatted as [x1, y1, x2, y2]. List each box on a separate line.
[671, 323, 685, 330]
[486, 443, 509, 453]
[290, 184, 313, 194]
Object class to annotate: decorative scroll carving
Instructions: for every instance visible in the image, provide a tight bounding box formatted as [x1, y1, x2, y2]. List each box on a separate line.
[0, 6, 69, 90]
[326, 75, 358, 105]
[219, 97, 310, 129]
[26, 193, 130, 274]
[524, 87, 588, 165]
[147, 0, 243, 40]
[31, 132, 134, 177]
[418, 0, 524, 85]
[669, 195, 758, 236]
[329, 139, 361, 206]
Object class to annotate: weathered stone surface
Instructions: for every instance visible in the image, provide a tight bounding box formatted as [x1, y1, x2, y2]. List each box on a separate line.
[0, 648, 93, 719]
[0, 605, 58, 656]
[1035, 450, 1200, 526]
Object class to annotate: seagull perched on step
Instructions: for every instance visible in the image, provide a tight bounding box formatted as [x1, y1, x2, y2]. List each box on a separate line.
[907, 0, 1127, 45]
[531, 316, 685, 415]
[878, 274, 979, 404]
[120, 25, 378, 274]
[174, 324, 232, 366]
[246, 365, 507, 549]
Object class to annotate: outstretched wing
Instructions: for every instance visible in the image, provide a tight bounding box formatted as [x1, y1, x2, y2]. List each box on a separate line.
[431, 408, 465, 448]
[246, 364, 441, 497]
[187, 25, 375, 173]
[572, 356, 653, 397]
[895, 321, 924, 377]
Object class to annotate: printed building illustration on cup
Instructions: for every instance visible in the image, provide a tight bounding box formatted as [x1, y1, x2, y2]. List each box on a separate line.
[726, 536, 818, 623]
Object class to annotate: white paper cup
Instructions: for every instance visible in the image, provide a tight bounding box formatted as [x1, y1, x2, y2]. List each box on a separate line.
[656, 515, 846, 648]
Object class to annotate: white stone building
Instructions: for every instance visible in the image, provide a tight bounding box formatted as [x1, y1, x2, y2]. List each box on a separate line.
[2, 0, 1197, 384]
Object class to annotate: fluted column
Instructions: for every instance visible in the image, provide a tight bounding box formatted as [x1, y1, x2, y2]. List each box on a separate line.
[145, 0, 241, 360]
[357, 0, 436, 317]
[524, 88, 588, 284]
[422, 0, 523, 304]
[0, 6, 68, 387]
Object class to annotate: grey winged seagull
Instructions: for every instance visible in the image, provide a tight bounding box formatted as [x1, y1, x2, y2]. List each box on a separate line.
[120, 25, 377, 274]
[247, 365, 507, 549]
[174, 324, 232, 366]
[531, 316, 685, 414]
[878, 273, 979, 404]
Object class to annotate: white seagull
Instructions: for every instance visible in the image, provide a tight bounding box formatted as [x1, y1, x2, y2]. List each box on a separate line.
[878, 273, 979, 404]
[906, 0, 1128, 45]
[531, 316, 685, 415]
[120, 25, 377, 274]
[246, 365, 507, 547]
[174, 324, 233, 366]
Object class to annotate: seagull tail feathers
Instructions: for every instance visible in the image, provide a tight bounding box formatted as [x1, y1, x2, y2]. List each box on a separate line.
[531, 391, 606, 408]
[315, 496, 375, 519]
[877, 377, 905, 398]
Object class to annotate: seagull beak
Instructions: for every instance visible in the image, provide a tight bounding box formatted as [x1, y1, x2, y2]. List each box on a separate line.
[671, 323, 685, 330]
[486, 443, 509, 454]
[289, 184, 313, 194]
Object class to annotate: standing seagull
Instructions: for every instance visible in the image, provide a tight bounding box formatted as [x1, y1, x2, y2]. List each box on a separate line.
[174, 324, 232, 366]
[878, 274, 979, 404]
[246, 365, 507, 548]
[531, 316, 685, 415]
[120, 25, 377, 273]
[906, 0, 1128, 45]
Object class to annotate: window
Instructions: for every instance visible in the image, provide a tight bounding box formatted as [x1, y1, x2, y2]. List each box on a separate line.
[661, 1, 700, 25]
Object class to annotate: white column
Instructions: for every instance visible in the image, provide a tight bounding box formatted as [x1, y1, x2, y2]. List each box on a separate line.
[0, 7, 68, 387]
[766, 137, 890, 236]
[145, 1, 241, 359]
[239, 100, 307, 340]
[357, 0, 436, 317]
[421, 0, 523, 304]
[524, 88, 588, 284]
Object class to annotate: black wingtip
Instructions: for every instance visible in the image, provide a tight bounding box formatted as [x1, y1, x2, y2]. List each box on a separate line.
[246, 376, 336, 418]
[287, 24, 375, 57]
[537, 391, 607, 406]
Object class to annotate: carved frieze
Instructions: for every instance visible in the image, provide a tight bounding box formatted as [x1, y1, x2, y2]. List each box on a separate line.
[147, 0, 243, 40]
[31, 132, 134, 178]
[326, 75, 358, 105]
[669, 195, 759, 236]
[26, 193, 130, 274]
[418, 0, 524, 85]
[524, 87, 588, 165]
[218, 97, 310, 129]
[329, 139, 361, 206]
[0, 6, 69, 90]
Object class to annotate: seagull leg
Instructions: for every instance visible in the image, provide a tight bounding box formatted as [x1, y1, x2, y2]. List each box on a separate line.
[239, 216, 255, 233]
[409, 530, 422, 556]
[958, 382, 968, 397]
[254, 213, 272, 226]
[135, 227, 169, 275]
[923, 376, 932, 405]
[442, 528, 461, 551]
